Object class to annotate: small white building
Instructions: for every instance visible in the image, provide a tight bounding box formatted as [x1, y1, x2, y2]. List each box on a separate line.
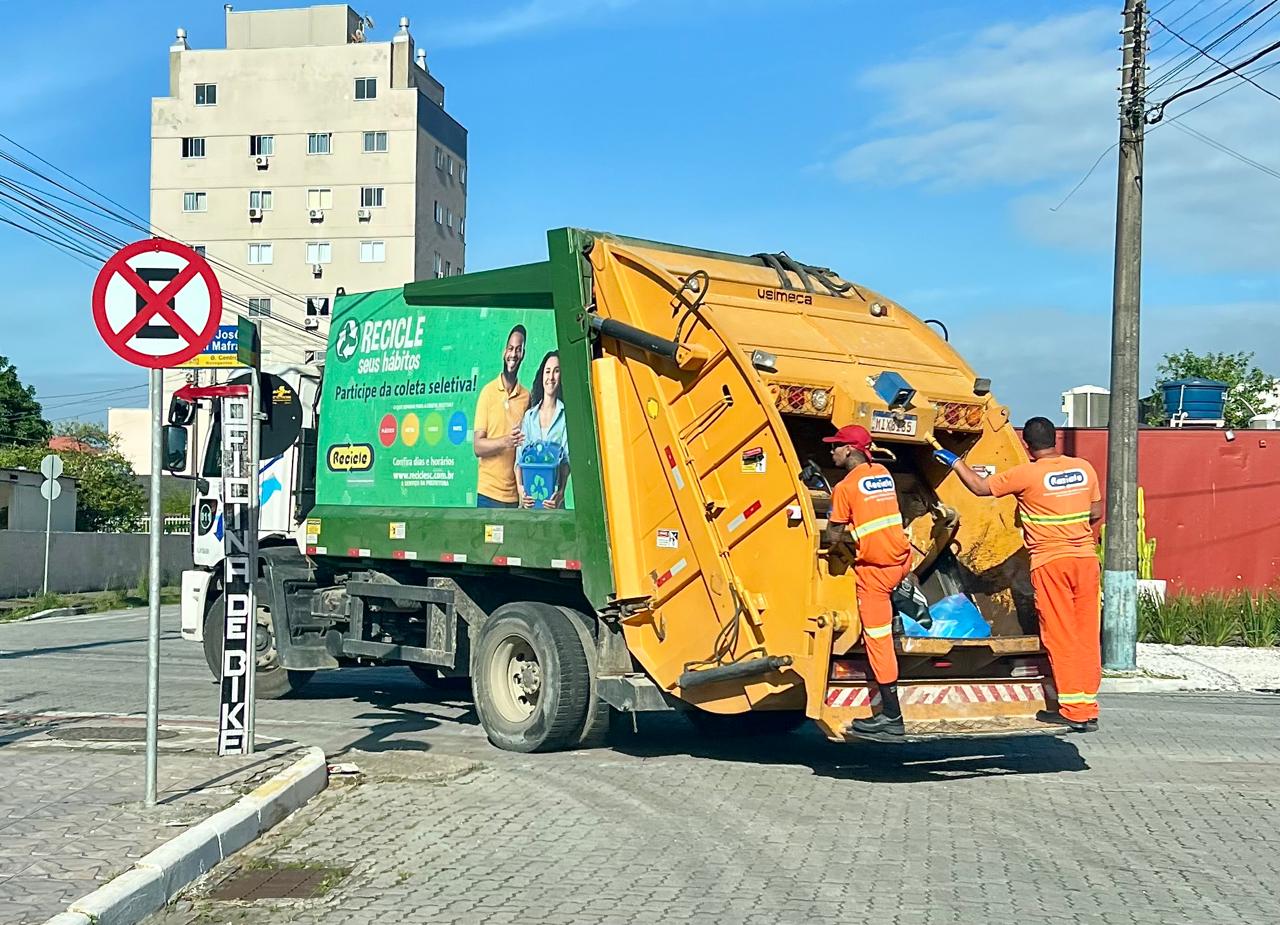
[1061, 385, 1110, 428]
[0, 468, 77, 532]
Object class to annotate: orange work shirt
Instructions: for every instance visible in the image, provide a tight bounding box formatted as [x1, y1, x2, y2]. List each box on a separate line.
[474, 375, 530, 503]
[986, 455, 1101, 571]
[829, 462, 911, 567]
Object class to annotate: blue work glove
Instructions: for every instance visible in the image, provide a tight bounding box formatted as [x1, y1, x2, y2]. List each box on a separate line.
[933, 448, 960, 468]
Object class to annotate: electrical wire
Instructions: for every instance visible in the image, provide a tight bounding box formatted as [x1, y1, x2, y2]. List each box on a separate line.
[1150, 36, 1280, 117]
[1149, 1, 1280, 93]
[1148, 0, 1259, 86]
[1167, 119, 1280, 177]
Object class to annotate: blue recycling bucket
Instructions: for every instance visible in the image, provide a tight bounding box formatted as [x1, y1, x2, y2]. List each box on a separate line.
[519, 441, 563, 508]
[1161, 377, 1228, 421]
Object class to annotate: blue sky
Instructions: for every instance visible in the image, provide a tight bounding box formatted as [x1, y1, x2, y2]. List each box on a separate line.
[2, 0, 1278, 425]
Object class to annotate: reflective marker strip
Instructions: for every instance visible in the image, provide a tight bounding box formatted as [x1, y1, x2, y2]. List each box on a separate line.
[825, 683, 1044, 708]
[305, 546, 327, 556]
[654, 558, 689, 588]
[665, 446, 685, 490]
[852, 514, 902, 540]
[786, 504, 802, 520]
[391, 550, 419, 561]
[726, 500, 763, 533]
[1022, 511, 1092, 525]
[347, 547, 372, 558]
[441, 553, 468, 563]
[864, 623, 893, 640]
[492, 556, 523, 566]
[550, 559, 582, 570]
[1058, 691, 1098, 704]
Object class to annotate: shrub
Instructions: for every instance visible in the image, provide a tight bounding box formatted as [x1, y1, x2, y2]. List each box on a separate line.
[1191, 593, 1240, 647]
[1242, 591, 1280, 648]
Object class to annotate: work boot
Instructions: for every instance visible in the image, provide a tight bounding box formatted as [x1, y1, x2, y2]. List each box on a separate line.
[849, 683, 905, 740]
[1036, 710, 1092, 733]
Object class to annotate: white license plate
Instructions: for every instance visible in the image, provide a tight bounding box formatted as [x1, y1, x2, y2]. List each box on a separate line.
[871, 411, 918, 436]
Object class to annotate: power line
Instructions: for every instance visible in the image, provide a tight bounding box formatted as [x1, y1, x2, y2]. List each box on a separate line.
[1167, 119, 1280, 178]
[1151, 1, 1280, 93]
[1148, 0, 1260, 86]
[1149, 35, 1280, 118]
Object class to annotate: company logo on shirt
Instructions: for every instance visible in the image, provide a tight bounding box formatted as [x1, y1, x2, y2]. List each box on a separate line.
[1045, 469, 1087, 491]
[859, 474, 895, 496]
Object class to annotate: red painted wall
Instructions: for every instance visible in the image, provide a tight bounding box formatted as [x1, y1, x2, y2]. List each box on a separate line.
[1056, 428, 1279, 594]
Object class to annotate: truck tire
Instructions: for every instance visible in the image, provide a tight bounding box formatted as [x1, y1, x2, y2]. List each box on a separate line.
[684, 708, 808, 738]
[202, 592, 313, 700]
[472, 601, 591, 753]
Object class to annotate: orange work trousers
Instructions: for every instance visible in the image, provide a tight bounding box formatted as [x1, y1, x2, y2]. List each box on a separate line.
[855, 559, 912, 686]
[1031, 556, 1102, 722]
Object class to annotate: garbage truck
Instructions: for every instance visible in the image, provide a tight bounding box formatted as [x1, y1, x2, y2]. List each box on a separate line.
[172, 228, 1065, 752]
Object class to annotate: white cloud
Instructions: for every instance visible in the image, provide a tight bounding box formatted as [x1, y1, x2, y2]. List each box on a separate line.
[834, 8, 1280, 273]
[433, 0, 641, 47]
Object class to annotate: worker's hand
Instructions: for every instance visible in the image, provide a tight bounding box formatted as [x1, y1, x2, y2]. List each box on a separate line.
[933, 449, 960, 468]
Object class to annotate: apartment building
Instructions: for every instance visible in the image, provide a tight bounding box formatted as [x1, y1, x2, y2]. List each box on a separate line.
[118, 4, 467, 475]
[150, 3, 467, 369]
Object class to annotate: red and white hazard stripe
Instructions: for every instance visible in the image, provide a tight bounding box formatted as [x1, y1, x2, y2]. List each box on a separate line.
[492, 555, 523, 566]
[664, 446, 685, 491]
[825, 682, 1045, 708]
[305, 546, 327, 556]
[440, 553, 468, 563]
[346, 547, 372, 558]
[550, 559, 582, 570]
[726, 500, 762, 533]
[390, 550, 419, 561]
[653, 558, 688, 589]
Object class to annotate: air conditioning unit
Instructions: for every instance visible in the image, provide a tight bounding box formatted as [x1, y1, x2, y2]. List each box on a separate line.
[248, 207, 263, 221]
[304, 317, 321, 331]
[312, 263, 323, 277]
[255, 156, 270, 169]
[357, 208, 372, 221]
[309, 209, 324, 222]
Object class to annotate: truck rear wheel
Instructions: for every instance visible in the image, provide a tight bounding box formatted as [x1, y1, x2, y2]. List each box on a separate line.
[472, 602, 591, 753]
[202, 592, 313, 700]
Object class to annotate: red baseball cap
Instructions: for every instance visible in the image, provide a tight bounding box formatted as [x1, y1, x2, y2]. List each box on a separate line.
[823, 424, 876, 455]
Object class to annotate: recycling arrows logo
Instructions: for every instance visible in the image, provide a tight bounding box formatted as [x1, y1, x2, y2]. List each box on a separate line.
[334, 318, 360, 362]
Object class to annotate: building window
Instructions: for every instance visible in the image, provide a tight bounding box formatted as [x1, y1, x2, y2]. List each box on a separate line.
[306, 241, 332, 264]
[359, 240, 385, 263]
[434, 252, 443, 278]
[434, 200, 443, 225]
[435, 146, 445, 169]
[181, 137, 205, 159]
[306, 296, 331, 317]
[459, 217, 465, 241]
[195, 83, 217, 106]
[446, 208, 453, 231]
[307, 133, 332, 156]
[454, 265, 464, 276]
[362, 131, 388, 153]
[183, 192, 207, 212]
[247, 243, 273, 265]
[250, 135, 274, 156]
[355, 77, 377, 100]
[360, 186, 385, 208]
[248, 190, 273, 211]
[306, 188, 333, 211]
[247, 297, 272, 317]
[460, 163, 466, 186]
[444, 260, 451, 276]
[193, 245, 206, 256]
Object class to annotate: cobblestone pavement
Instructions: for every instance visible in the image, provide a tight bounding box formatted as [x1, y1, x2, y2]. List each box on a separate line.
[0, 714, 300, 925]
[148, 691, 1280, 925]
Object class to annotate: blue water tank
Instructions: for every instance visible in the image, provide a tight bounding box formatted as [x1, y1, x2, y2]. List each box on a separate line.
[1161, 377, 1228, 421]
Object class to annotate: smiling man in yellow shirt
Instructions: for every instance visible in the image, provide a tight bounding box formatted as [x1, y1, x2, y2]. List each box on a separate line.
[472, 324, 529, 507]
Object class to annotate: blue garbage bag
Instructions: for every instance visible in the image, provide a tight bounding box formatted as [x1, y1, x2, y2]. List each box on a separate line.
[925, 594, 991, 639]
[899, 613, 932, 637]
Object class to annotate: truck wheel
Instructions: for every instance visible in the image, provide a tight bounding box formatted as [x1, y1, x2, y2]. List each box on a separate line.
[472, 602, 591, 753]
[202, 592, 313, 700]
[685, 708, 808, 738]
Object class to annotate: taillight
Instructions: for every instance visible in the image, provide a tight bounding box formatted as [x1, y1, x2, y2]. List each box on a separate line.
[1010, 658, 1045, 678]
[830, 660, 868, 681]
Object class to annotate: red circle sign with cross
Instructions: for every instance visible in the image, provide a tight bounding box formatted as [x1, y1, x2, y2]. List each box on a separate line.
[92, 238, 223, 369]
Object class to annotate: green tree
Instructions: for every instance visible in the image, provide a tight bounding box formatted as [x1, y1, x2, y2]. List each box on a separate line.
[1147, 349, 1278, 429]
[0, 355, 50, 447]
[54, 420, 115, 452]
[0, 423, 146, 532]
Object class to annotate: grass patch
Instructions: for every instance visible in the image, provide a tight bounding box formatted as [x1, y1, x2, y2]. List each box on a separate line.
[1142, 589, 1280, 648]
[0, 586, 180, 621]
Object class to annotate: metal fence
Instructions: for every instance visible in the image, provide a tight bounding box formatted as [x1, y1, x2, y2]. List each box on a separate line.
[135, 514, 192, 535]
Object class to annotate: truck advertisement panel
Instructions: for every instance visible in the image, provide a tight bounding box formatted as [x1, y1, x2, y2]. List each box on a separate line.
[317, 289, 574, 510]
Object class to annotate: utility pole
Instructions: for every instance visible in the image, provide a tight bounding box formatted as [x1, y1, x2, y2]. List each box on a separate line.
[1102, 0, 1146, 671]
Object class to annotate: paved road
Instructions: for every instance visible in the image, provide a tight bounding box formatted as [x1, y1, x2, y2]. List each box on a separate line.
[5, 609, 1280, 924]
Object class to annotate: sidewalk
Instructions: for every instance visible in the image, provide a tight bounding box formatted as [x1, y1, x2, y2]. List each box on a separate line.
[0, 712, 302, 925]
[1103, 642, 1280, 692]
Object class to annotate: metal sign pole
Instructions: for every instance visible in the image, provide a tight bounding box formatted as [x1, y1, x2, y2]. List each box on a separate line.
[43, 483, 52, 595]
[145, 368, 163, 807]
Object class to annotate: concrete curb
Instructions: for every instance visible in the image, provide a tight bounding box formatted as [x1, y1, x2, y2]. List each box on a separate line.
[1100, 676, 1201, 694]
[44, 745, 327, 925]
[18, 606, 86, 622]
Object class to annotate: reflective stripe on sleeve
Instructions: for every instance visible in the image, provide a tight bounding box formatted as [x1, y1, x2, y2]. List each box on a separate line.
[864, 623, 894, 640]
[852, 513, 903, 540]
[1022, 511, 1092, 525]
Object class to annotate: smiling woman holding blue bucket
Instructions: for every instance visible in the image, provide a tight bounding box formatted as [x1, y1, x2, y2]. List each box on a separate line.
[516, 351, 571, 509]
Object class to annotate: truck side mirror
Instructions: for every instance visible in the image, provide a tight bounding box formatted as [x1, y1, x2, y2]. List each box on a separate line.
[162, 425, 189, 472]
[168, 396, 196, 426]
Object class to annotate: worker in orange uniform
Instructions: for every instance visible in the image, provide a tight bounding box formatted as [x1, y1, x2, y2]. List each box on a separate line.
[822, 424, 913, 740]
[936, 416, 1104, 732]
